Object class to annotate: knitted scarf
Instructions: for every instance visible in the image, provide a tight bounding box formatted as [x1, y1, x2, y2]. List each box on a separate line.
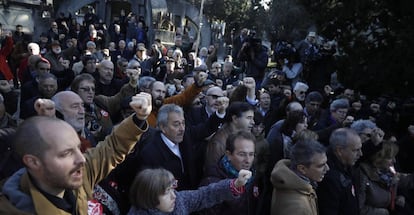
[221, 155, 255, 185]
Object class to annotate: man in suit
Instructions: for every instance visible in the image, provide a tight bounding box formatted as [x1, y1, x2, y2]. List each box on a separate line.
[135, 102, 227, 190]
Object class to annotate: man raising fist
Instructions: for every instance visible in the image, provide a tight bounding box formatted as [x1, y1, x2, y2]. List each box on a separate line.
[0, 93, 152, 215]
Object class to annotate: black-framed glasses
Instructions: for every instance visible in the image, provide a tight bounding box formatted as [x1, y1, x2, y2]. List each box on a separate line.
[298, 91, 306, 95]
[207, 94, 222, 99]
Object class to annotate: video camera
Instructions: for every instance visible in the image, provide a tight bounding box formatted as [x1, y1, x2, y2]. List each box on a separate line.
[242, 30, 262, 54]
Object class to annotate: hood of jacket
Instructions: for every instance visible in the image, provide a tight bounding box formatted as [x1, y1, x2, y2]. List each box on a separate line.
[2, 168, 35, 213]
[271, 159, 314, 194]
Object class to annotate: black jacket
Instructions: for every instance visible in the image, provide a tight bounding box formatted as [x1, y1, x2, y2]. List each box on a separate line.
[317, 149, 360, 215]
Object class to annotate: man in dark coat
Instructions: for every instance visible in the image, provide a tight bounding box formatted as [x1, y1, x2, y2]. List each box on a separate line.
[317, 128, 363, 215]
[98, 102, 227, 214]
[200, 131, 258, 215]
[136, 103, 226, 190]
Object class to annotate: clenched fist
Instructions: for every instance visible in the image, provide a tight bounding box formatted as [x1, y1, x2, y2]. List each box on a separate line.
[194, 71, 208, 87]
[235, 169, 252, 188]
[34, 98, 56, 117]
[130, 92, 152, 120]
[216, 96, 229, 115]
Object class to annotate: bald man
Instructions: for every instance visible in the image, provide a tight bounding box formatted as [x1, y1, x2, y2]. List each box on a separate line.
[95, 60, 126, 96]
[0, 92, 152, 214]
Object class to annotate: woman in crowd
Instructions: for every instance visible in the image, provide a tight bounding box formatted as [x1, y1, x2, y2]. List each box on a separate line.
[358, 141, 414, 215]
[127, 168, 252, 215]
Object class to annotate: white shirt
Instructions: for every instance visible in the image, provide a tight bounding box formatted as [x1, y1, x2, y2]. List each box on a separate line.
[161, 133, 182, 159]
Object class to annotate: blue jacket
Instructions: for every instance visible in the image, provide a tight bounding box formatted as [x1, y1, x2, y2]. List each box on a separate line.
[127, 179, 238, 215]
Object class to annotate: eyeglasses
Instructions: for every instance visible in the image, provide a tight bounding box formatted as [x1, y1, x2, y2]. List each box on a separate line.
[79, 87, 95, 92]
[207, 94, 222, 99]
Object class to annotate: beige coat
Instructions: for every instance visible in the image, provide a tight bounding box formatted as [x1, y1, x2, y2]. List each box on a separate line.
[271, 159, 318, 215]
[0, 115, 147, 215]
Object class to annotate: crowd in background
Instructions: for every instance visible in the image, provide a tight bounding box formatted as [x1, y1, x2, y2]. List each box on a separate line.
[1, 9, 414, 215]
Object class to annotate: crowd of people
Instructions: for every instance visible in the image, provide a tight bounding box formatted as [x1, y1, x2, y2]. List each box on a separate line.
[1, 9, 414, 215]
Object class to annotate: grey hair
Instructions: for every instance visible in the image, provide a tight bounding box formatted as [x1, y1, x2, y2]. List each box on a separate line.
[330, 98, 350, 112]
[51, 93, 63, 112]
[138, 76, 156, 90]
[128, 60, 141, 69]
[290, 139, 326, 167]
[350, 119, 377, 134]
[0, 94, 4, 103]
[157, 104, 184, 128]
[117, 57, 128, 66]
[329, 128, 359, 150]
[305, 91, 323, 103]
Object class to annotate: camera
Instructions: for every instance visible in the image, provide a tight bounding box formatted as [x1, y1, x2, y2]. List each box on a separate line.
[242, 30, 261, 55]
[89, 120, 101, 131]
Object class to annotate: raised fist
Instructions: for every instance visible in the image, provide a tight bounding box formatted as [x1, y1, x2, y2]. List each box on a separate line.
[130, 92, 152, 120]
[235, 169, 252, 188]
[34, 98, 56, 117]
[194, 71, 208, 87]
[216, 96, 229, 115]
[243, 77, 256, 90]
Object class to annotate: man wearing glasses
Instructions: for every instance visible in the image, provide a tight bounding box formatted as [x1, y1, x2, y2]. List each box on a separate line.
[292, 81, 309, 104]
[313, 98, 352, 145]
[186, 86, 225, 126]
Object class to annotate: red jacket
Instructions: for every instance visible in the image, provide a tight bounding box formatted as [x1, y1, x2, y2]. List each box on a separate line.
[0, 36, 14, 81]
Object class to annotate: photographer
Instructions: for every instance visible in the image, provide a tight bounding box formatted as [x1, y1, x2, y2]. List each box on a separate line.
[237, 31, 268, 89]
[279, 49, 303, 88]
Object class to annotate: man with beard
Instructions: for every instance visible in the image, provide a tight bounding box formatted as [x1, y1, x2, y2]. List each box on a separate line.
[51, 91, 96, 151]
[146, 71, 208, 127]
[186, 86, 225, 126]
[44, 40, 65, 73]
[94, 59, 126, 96]
[0, 92, 152, 214]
